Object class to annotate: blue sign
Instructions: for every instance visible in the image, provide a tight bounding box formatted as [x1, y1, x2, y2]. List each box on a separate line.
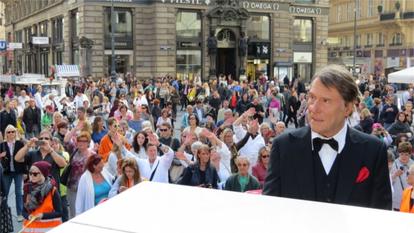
[0, 40, 7, 51]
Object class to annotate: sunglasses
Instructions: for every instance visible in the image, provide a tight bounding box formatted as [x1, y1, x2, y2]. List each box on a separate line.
[237, 163, 248, 167]
[6, 131, 16, 134]
[261, 155, 270, 158]
[159, 129, 168, 132]
[29, 172, 41, 177]
[113, 125, 120, 128]
[77, 140, 89, 143]
[39, 137, 51, 141]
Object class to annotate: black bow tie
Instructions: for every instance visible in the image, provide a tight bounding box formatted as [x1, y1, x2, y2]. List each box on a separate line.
[313, 137, 338, 152]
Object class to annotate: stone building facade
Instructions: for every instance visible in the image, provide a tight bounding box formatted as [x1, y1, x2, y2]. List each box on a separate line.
[2, 0, 329, 82]
[328, 0, 414, 77]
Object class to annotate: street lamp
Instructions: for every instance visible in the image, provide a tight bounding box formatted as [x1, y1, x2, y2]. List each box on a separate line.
[110, 0, 116, 82]
[352, 0, 357, 77]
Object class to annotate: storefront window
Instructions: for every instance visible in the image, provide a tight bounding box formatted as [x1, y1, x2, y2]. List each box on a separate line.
[293, 18, 313, 43]
[176, 11, 201, 38]
[247, 15, 270, 40]
[176, 50, 201, 81]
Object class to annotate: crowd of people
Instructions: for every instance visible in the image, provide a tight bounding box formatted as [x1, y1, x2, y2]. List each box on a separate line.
[0, 70, 414, 232]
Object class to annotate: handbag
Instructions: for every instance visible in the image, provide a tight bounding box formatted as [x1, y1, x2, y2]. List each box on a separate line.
[60, 149, 78, 186]
[0, 198, 14, 233]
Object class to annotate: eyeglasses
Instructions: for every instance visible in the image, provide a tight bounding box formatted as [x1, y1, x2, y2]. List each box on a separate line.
[77, 140, 89, 143]
[6, 131, 16, 134]
[237, 163, 248, 167]
[261, 154, 270, 158]
[29, 172, 40, 177]
[39, 137, 51, 141]
[159, 129, 168, 132]
[113, 125, 120, 128]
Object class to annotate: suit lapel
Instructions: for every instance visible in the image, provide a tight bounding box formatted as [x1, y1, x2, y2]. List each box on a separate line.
[290, 127, 316, 200]
[335, 128, 364, 204]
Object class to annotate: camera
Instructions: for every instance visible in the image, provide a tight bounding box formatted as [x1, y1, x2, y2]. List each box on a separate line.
[400, 166, 405, 171]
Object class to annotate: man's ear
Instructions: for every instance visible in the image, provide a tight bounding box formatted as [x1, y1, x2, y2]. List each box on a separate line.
[345, 101, 355, 117]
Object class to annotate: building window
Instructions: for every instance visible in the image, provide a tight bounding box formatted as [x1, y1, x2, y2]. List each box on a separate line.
[366, 33, 373, 46]
[356, 0, 361, 19]
[176, 50, 201, 80]
[293, 18, 313, 43]
[347, 3, 353, 21]
[176, 11, 201, 38]
[39, 21, 48, 37]
[247, 15, 270, 40]
[104, 8, 133, 49]
[355, 34, 361, 47]
[377, 32, 384, 46]
[392, 33, 402, 45]
[367, 0, 373, 17]
[337, 5, 342, 23]
[52, 17, 64, 44]
[176, 10, 202, 81]
[71, 10, 79, 39]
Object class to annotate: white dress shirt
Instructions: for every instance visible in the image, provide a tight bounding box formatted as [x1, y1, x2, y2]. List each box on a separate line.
[311, 122, 347, 175]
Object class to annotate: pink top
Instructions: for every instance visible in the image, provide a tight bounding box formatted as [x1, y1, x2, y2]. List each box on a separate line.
[252, 163, 268, 187]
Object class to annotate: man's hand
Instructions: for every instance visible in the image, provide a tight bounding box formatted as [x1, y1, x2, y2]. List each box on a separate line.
[0, 152, 6, 158]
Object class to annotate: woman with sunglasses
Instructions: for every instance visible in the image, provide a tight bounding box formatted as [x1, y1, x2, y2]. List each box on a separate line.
[0, 124, 26, 222]
[252, 147, 270, 187]
[98, 118, 131, 163]
[63, 131, 94, 219]
[22, 161, 62, 232]
[75, 154, 113, 216]
[108, 158, 142, 198]
[224, 157, 260, 192]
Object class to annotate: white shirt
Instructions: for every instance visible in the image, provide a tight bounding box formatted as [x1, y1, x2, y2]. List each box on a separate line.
[233, 124, 266, 169]
[311, 122, 347, 175]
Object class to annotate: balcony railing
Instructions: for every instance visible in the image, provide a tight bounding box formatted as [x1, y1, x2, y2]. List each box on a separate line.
[380, 11, 414, 21]
[380, 12, 396, 21]
[389, 43, 403, 47]
[364, 45, 373, 48]
[376, 44, 384, 47]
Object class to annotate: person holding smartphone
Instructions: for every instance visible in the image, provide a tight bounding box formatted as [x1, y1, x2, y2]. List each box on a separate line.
[390, 142, 414, 211]
[15, 130, 67, 188]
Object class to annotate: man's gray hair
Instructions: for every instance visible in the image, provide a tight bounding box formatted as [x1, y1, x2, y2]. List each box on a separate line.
[312, 64, 360, 104]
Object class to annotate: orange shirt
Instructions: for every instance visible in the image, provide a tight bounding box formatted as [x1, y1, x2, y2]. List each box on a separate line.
[98, 134, 131, 162]
[400, 187, 414, 213]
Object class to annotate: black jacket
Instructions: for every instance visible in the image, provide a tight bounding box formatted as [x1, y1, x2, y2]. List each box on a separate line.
[22, 106, 41, 133]
[0, 140, 27, 174]
[0, 109, 17, 135]
[178, 163, 219, 189]
[263, 126, 392, 210]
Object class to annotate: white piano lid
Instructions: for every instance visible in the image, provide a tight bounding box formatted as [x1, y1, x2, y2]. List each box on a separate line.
[50, 182, 414, 233]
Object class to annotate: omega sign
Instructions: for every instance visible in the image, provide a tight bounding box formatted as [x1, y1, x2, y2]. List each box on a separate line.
[242, 1, 279, 11]
[289, 6, 322, 15]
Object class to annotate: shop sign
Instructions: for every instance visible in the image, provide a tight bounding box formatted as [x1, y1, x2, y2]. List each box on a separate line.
[293, 52, 312, 63]
[160, 0, 210, 5]
[0, 40, 7, 51]
[32, 37, 49, 45]
[248, 42, 270, 58]
[8, 43, 23, 50]
[289, 6, 324, 15]
[386, 57, 399, 68]
[241, 1, 280, 11]
[179, 42, 199, 47]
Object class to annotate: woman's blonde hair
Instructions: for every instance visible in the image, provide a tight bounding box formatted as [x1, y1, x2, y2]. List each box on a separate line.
[4, 124, 20, 140]
[360, 108, 371, 119]
[120, 158, 141, 187]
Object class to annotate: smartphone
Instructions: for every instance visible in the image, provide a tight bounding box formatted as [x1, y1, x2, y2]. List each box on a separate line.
[35, 140, 45, 147]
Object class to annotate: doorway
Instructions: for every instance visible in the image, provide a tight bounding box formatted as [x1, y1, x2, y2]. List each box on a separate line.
[216, 48, 236, 80]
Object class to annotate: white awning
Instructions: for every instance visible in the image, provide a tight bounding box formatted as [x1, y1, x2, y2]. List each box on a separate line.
[388, 66, 414, 84]
[55, 65, 80, 77]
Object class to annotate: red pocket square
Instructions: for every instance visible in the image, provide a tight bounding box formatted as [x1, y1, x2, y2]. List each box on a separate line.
[355, 167, 370, 183]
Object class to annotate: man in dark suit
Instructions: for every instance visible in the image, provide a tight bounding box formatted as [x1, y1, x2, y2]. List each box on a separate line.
[263, 65, 392, 210]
